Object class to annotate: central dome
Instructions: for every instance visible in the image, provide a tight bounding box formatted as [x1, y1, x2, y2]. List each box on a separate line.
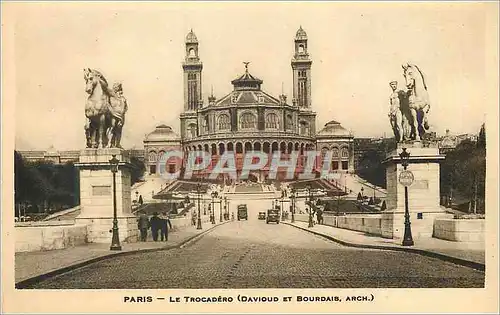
[231, 63, 263, 91]
[145, 124, 180, 142]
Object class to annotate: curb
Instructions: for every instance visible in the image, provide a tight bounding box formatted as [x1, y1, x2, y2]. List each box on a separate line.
[283, 221, 485, 272]
[15, 221, 230, 289]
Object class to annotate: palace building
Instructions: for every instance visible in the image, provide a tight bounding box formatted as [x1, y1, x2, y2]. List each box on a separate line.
[17, 27, 355, 182]
[144, 27, 355, 181]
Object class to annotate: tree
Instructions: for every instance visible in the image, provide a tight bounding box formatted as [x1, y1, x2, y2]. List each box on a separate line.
[130, 156, 146, 185]
[439, 125, 486, 214]
[15, 152, 80, 215]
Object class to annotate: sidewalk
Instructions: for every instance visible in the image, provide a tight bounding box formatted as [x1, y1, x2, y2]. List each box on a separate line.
[15, 221, 227, 286]
[284, 221, 485, 270]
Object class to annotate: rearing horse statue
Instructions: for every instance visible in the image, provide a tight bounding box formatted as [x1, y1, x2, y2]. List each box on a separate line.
[83, 68, 127, 148]
[402, 63, 430, 141]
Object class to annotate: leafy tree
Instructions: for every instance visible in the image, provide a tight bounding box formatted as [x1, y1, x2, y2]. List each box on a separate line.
[440, 124, 486, 214]
[15, 151, 80, 214]
[130, 156, 146, 185]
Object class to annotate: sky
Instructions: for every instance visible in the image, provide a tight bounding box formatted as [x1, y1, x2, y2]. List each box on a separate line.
[10, 2, 496, 151]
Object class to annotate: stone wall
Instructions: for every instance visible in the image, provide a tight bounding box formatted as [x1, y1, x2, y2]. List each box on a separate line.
[15, 221, 88, 252]
[336, 215, 382, 235]
[16, 214, 215, 252]
[169, 214, 212, 231]
[433, 218, 485, 242]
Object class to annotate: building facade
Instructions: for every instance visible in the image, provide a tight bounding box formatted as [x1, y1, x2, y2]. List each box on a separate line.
[18, 27, 355, 182]
[143, 27, 354, 181]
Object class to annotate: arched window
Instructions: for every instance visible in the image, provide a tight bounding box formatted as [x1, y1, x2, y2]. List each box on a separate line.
[341, 147, 349, 159]
[299, 121, 309, 135]
[298, 44, 304, 53]
[286, 114, 293, 129]
[189, 48, 196, 58]
[240, 112, 256, 129]
[148, 151, 157, 163]
[265, 113, 279, 129]
[202, 115, 209, 132]
[217, 114, 230, 130]
[188, 123, 197, 138]
[332, 148, 339, 158]
[158, 151, 166, 162]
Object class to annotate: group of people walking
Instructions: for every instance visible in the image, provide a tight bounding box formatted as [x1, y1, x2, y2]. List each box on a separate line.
[137, 212, 173, 242]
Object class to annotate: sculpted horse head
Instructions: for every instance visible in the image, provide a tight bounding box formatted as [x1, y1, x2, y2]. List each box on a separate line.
[402, 63, 429, 104]
[401, 63, 431, 140]
[83, 68, 111, 148]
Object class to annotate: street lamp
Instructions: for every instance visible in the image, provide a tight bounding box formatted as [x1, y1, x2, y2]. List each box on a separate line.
[223, 196, 227, 220]
[211, 191, 217, 224]
[219, 196, 223, 223]
[196, 183, 202, 230]
[291, 189, 296, 223]
[109, 155, 122, 251]
[399, 148, 414, 246]
[307, 184, 314, 228]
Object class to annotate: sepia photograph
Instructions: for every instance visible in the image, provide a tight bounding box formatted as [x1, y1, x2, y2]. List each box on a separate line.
[2, 1, 498, 314]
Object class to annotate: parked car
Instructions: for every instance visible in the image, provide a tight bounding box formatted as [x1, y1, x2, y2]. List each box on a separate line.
[258, 211, 266, 220]
[266, 209, 280, 224]
[237, 204, 248, 221]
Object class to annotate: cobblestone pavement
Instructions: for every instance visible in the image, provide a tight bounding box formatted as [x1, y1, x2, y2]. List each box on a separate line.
[31, 198, 484, 289]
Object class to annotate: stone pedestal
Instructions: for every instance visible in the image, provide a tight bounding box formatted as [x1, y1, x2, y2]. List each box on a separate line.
[381, 143, 452, 240]
[75, 148, 138, 243]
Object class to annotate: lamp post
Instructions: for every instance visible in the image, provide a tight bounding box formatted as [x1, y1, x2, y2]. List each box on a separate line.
[361, 186, 364, 201]
[211, 191, 217, 224]
[109, 155, 122, 251]
[307, 184, 314, 228]
[291, 189, 296, 223]
[196, 183, 202, 230]
[399, 148, 414, 246]
[219, 196, 223, 223]
[224, 196, 227, 220]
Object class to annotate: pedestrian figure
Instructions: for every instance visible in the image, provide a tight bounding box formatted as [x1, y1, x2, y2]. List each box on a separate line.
[316, 208, 323, 225]
[137, 213, 150, 242]
[191, 209, 197, 225]
[150, 212, 162, 241]
[160, 212, 173, 241]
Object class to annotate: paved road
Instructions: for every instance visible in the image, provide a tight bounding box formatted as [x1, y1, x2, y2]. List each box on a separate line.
[32, 198, 484, 289]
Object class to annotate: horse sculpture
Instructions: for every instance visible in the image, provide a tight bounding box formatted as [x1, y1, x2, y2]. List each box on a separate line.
[402, 63, 430, 141]
[83, 68, 127, 148]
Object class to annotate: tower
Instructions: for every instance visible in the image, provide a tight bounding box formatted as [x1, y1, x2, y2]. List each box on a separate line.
[183, 29, 203, 111]
[291, 26, 312, 110]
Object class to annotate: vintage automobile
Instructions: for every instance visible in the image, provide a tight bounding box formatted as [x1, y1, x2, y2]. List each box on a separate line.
[266, 209, 280, 224]
[237, 204, 248, 221]
[258, 211, 266, 220]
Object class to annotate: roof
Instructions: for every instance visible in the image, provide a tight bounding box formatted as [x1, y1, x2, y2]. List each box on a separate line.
[295, 26, 308, 40]
[231, 67, 263, 91]
[144, 125, 180, 142]
[44, 145, 60, 156]
[209, 64, 285, 107]
[185, 29, 198, 44]
[316, 120, 352, 138]
[213, 90, 282, 107]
